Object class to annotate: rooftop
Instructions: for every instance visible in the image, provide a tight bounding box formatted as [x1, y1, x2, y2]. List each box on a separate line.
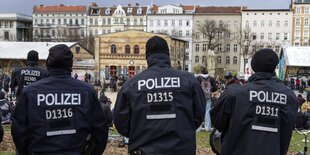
[195, 6, 242, 14]
[33, 5, 87, 13]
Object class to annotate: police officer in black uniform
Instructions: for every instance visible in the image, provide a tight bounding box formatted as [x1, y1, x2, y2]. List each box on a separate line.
[210, 49, 298, 155]
[114, 36, 206, 155]
[12, 44, 108, 155]
[10, 50, 48, 98]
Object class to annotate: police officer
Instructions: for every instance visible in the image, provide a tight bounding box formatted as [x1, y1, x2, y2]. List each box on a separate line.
[10, 50, 48, 98]
[11, 44, 108, 155]
[210, 49, 298, 155]
[114, 36, 206, 155]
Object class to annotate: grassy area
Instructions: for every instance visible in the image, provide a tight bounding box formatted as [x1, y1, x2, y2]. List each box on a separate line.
[1, 124, 309, 154]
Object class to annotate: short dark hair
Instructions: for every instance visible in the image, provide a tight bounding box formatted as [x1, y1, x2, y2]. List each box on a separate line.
[200, 66, 208, 74]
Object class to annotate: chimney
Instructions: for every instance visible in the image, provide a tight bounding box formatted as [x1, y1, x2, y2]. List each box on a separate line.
[128, 4, 131, 7]
[92, 2, 97, 6]
[136, 3, 139, 6]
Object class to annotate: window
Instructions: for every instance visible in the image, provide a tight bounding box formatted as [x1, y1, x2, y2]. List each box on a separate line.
[234, 21, 238, 28]
[219, 20, 224, 27]
[134, 19, 137, 25]
[260, 33, 264, 40]
[217, 56, 221, 64]
[304, 30, 309, 39]
[185, 53, 189, 60]
[52, 19, 55, 25]
[295, 29, 300, 38]
[81, 19, 84, 25]
[195, 44, 199, 51]
[246, 21, 249, 27]
[186, 20, 190, 26]
[284, 33, 288, 40]
[150, 20, 153, 26]
[95, 30, 98, 35]
[227, 21, 231, 28]
[4, 31, 9, 40]
[253, 33, 257, 40]
[295, 42, 300, 46]
[52, 30, 55, 36]
[179, 30, 182, 37]
[218, 44, 222, 52]
[186, 42, 189, 49]
[81, 30, 85, 37]
[269, 21, 272, 27]
[303, 43, 308, 46]
[195, 56, 199, 63]
[252, 46, 256, 53]
[58, 19, 61, 25]
[275, 46, 280, 53]
[296, 18, 300, 26]
[233, 56, 237, 64]
[89, 30, 93, 36]
[234, 44, 237, 52]
[306, 8, 310, 14]
[226, 44, 230, 52]
[261, 21, 265, 27]
[89, 18, 93, 25]
[276, 21, 280, 27]
[297, 7, 301, 14]
[172, 20, 175, 26]
[164, 20, 168, 26]
[226, 56, 230, 64]
[105, 8, 111, 15]
[305, 18, 309, 26]
[107, 18, 111, 25]
[125, 45, 130, 54]
[284, 21, 288, 27]
[203, 44, 207, 52]
[179, 20, 182, 26]
[276, 33, 280, 40]
[186, 30, 190, 36]
[157, 20, 161, 26]
[196, 32, 200, 39]
[111, 44, 117, 54]
[140, 18, 143, 25]
[9, 22, 13, 28]
[202, 56, 206, 63]
[268, 33, 272, 40]
[134, 45, 139, 54]
[253, 21, 257, 27]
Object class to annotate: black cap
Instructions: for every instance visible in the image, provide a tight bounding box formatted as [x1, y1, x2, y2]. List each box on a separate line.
[27, 50, 39, 62]
[47, 44, 73, 71]
[200, 66, 208, 74]
[146, 36, 170, 58]
[251, 48, 279, 73]
[224, 72, 233, 80]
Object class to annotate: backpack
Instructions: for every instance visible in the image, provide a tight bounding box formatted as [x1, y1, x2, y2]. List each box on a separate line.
[200, 76, 212, 99]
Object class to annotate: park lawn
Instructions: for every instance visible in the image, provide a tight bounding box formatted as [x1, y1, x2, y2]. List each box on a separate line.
[0, 124, 308, 154]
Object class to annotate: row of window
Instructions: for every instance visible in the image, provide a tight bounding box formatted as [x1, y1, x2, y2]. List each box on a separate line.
[295, 18, 310, 27]
[34, 13, 86, 17]
[295, 7, 310, 14]
[245, 12, 289, 16]
[195, 44, 239, 52]
[0, 21, 14, 28]
[110, 44, 140, 54]
[196, 20, 239, 28]
[194, 56, 238, 65]
[34, 29, 83, 37]
[195, 32, 236, 40]
[34, 18, 85, 25]
[89, 17, 144, 25]
[245, 20, 289, 28]
[90, 7, 144, 16]
[252, 32, 289, 41]
[149, 19, 191, 27]
[294, 29, 310, 39]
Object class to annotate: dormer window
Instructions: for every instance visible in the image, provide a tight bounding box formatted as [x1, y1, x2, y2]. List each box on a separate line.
[127, 8, 133, 14]
[105, 8, 111, 15]
[137, 8, 143, 14]
[91, 9, 100, 15]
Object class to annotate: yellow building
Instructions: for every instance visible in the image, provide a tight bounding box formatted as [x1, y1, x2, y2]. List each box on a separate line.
[95, 30, 187, 80]
[291, 0, 310, 46]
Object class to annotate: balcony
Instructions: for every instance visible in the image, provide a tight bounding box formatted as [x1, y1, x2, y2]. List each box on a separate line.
[37, 23, 51, 28]
[100, 53, 145, 60]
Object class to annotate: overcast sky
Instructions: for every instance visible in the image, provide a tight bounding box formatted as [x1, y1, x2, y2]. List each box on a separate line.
[0, 0, 291, 16]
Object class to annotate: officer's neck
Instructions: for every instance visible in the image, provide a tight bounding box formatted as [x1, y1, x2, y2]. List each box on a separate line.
[48, 68, 71, 76]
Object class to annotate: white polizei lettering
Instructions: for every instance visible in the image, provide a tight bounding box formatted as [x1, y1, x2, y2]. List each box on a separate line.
[256, 106, 261, 114]
[257, 91, 265, 102]
[138, 80, 146, 91]
[249, 90, 287, 104]
[55, 94, 61, 105]
[71, 94, 80, 105]
[37, 94, 45, 106]
[147, 93, 153, 102]
[21, 70, 41, 76]
[164, 77, 171, 88]
[249, 91, 257, 101]
[146, 79, 155, 90]
[154, 78, 162, 89]
[63, 94, 70, 105]
[46, 94, 55, 106]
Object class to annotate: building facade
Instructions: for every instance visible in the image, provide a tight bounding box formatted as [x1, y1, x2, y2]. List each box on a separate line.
[0, 13, 32, 41]
[241, 9, 293, 74]
[94, 30, 186, 81]
[291, 0, 310, 46]
[147, 4, 195, 72]
[87, 3, 150, 37]
[32, 5, 88, 42]
[193, 7, 242, 75]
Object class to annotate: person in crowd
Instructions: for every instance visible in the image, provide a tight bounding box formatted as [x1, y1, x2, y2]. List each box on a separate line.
[224, 72, 240, 87]
[196, 66, 217, 132]
[211, 49, 298, 155]
[291, 78, 295, 90]
[10, 50, 48, 98]
[297, 94, 306, 111]
[11, 44, 108, 155]
[74, 73, 78, 79]
[296, 78, 301, 92]
[114, 36, 206, 155]
[0, 91, 12, 124]
[99, 92, 113, 128]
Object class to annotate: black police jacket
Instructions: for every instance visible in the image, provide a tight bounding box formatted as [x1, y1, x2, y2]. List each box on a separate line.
[114, 53, 206, 155]
[10, 62, 49, 97]
[210, 72, 298, 155]
[11, 68, 108, 155]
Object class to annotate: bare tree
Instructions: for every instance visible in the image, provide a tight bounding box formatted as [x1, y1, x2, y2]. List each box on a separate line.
[196, 20, 230, 52]
[79, 35, 95, 54]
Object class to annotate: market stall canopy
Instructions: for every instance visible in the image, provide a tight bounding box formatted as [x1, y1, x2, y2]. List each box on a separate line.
[281, 46, 310, 67]
[0, 42, 76, 60]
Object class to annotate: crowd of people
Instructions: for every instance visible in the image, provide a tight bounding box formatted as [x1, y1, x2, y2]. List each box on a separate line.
[0, 36, 304, 155]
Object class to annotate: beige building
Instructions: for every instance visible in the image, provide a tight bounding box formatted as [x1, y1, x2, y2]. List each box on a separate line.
[94, 30, 186, 80]
[193, 7, 242, 75]
[291, 0, 310, 46]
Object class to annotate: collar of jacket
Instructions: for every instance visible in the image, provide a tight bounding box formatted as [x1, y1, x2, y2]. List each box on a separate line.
[248, 72, 276, 82]
[48, 68, 71, 77]
[147, 53, 171, 68]
[27, 61, 38, 67]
